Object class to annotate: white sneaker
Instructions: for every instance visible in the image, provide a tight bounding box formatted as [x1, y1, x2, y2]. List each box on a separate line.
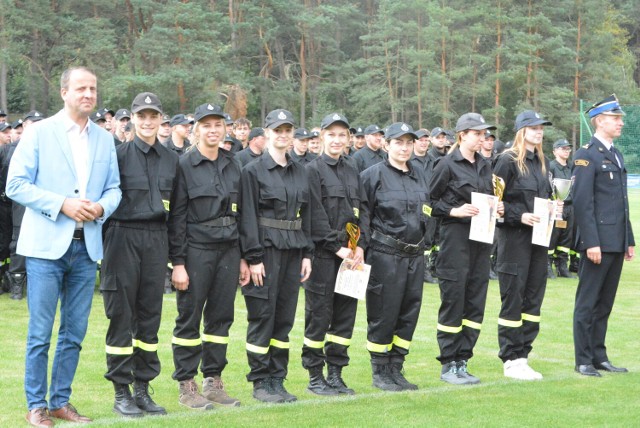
[517, 358, 543, 380]
[504, 359, 537, 380]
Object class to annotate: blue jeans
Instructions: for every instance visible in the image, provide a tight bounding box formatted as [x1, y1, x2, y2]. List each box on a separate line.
[24, 240, 96, 410]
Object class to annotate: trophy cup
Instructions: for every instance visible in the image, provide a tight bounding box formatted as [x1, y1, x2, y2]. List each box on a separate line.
[492, 174, 505, 223]
[552, 178, 572, 229]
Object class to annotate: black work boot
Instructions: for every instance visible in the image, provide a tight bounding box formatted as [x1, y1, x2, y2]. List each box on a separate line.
[389, 361, 418, 390]
[133, 380, 167, 415]
[423, 255, 437, 284]
[0, 270, 10, 294]
[9, 273, 26, 300]
[371, 361, 402, 392]
[113, 383, 143, 418]
[271, 377, 297, 402]
[252, 378, 284, 403]
[306, 366, 339, 396]
[555, 255, 576, 278]
[326, 364, 355, 395]
[547, 256, 556, 279]
[569, 254, 579, 273]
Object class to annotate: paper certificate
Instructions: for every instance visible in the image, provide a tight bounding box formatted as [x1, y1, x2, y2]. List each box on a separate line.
[334, 259, 371, 301]
[469, 192, 499, 244]
[531, 197, 556, 247]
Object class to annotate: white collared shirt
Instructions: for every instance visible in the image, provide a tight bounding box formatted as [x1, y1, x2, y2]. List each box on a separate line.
[62, 110, 90, 227]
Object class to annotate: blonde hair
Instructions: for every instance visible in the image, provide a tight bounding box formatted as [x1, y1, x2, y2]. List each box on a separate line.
[448, 132, 464, 153]
[505, 128, 546, 175]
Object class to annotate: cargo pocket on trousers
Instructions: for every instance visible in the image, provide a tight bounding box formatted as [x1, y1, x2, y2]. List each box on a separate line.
[366, 281, 383, 319]
[100, 274, 122, 319]
[435, 267, 458, 283]
[240, 283, 269, 300]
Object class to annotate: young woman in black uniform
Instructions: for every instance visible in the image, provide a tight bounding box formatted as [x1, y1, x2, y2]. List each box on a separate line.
[361, 122, 430, 392]
[168, 103, 248, 410]
[302, 113, 369, 396]
[493, 110, 554, 380]
[429, 113, 502, 385]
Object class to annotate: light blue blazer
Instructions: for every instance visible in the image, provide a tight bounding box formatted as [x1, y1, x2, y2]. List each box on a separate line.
[6, 110, 122, 261]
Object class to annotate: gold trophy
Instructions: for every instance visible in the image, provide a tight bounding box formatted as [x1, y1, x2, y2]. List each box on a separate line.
[492, 174, 505, 223]
[552, 178, 572, 229]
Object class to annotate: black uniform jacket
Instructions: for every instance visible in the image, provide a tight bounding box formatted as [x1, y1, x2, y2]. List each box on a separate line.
[429, 148, 493, 225]
[492, 149, 552, 227]
[572, 136, 634, 252]
[361, 160, 430, 248]
[290, 150, 317, 165]
[352, 146, 386, 173]
[236, 147, 261, 167]
[409, 153, 433, 182]
[306, 153, 370, 256]
[110, 136, 179, 223]
[168, 148, 242, 265]
[240, 151, 313, 265]
[164, 137, 192, 156]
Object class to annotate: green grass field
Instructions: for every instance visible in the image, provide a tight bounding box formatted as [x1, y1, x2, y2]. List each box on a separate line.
[2, 191, 640, 427]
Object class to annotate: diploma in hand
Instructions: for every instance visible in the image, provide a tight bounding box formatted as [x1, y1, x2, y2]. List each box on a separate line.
[552, 178, 572, 229]
[334, 222, 370, 300]
[492, 174, 505, 223]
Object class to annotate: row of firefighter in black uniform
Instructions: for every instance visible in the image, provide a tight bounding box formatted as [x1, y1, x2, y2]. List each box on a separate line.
[3, 92, 633, 416]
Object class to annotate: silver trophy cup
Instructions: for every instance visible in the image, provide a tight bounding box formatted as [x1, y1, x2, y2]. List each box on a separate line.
[552, 178, 572, 229]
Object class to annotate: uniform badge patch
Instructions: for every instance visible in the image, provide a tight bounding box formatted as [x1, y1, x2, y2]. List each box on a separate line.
[422, 204, 432, 216]
[162, 199, 170, 211]
[231, 203, 237, 212]
[353, 207, 359, 219]
[574, 160, 589, 167]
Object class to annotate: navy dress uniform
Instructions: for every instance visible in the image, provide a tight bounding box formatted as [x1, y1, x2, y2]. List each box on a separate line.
[572, 95, 634, 376]
[101, 93, 179, 417]
[493, 110, 553, 380]
[239, 109, 313, 403]
[429, 113, 496, 385]
[361, 122, 429, 392]
[302, 113, 370, 396]
[167, 103, 242, 408]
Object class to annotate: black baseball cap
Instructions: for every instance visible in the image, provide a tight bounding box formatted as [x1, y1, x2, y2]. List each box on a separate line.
[364, 124, 383, 135]
[321, 113, 349, 130]
[294, 128, 314, 139]
[0, 109, 6, 117]
[131, 92, 163, 115]
[193, 103, 225, 122]
[264, 109, 296, 129]
[430, 127, 446, 137]
[90, 111, 107, 123]
[114, 108, 130, 121]
[169, 114, 193, 127]
[354, 127, 364, 137]
[415, 130, 429, 139]
[0, 123, 10, 132]
[161, 114, 171, 124]
[514, 110, 551, 132]
[223, 113, 234, 126]
[24, 110, 44, 122]
[385, 122, 418, 140]
[553, 139, 571, 149]
[248, 127, 265, 140]
[99, 107, 115, 117]
[11, 119, 23, 129]
[455, 113, 496, 132]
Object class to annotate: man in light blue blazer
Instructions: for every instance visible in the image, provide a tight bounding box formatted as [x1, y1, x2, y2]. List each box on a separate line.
[6, 66, 121, 427]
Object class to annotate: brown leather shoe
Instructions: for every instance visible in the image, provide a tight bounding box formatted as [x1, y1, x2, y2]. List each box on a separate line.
[49, 403, 92, 423]
[25, 408, 54, 427]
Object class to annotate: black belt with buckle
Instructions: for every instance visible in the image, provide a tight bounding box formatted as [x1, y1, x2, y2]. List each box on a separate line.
[197, 216, 236, 227]
[72, 229, 85, 240]
[258, 217, 302, 231]
[371, 230, 423, 255]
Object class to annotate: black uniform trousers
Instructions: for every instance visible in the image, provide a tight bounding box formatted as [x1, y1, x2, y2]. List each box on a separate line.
[8, 226, 25, 274]
[101, 222, 168, 384]
[366, 248, 423, 364]
[0, 202, 11, 263]
[436, 223, 491, 364]
[496, 226, 548, 362]
[573, 252, 624, 365]
[242, 247, 302, 382]
[172, 244, 240, 381]
[549, 205, 574, 257]
[302, 254, 358, 369]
